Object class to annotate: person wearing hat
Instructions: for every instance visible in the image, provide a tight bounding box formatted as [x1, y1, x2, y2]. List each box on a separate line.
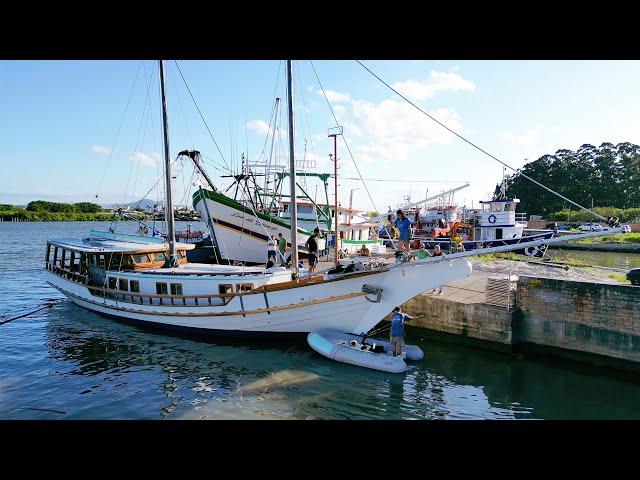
[305, 227, 320, 273]
[394, 210, 412, 253]
[432, 244, 445, 256]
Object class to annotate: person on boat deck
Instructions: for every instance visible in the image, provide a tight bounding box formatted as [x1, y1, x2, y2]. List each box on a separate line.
[394, 210, 411, 253]
[277, 233, 287, 266]
[305, 227, 320, 273]
[267, 235, 277, 267]
[412, 243, 431, 260]
[359, 244, 370, 256]
[432, 244, 444, 256]
[390, 306, 413, 357]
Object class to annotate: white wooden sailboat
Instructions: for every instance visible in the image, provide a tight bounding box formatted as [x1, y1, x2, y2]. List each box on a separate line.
[44, 60, 475, 337]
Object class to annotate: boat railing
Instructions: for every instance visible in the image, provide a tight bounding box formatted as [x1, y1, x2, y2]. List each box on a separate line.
[86, 284, 237, 306]
[46, 261, 88, 284]
[515, 213, 527, 222]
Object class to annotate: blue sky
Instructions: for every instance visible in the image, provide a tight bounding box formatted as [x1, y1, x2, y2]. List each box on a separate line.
[2, 60, 640, 213]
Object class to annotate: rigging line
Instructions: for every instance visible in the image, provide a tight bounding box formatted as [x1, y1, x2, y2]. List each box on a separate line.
[309, 60, 398, 247]
[124, 61, 154, 206]
[355, 60, 607, 222]
[95, 60, 144, 200]
[173, 60, 232, 174]
[130, 76, 155, 208]
[294, 62, 318, 163]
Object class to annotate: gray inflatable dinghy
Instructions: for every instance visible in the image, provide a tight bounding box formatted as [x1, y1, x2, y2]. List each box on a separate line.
[307, 329, 424, 373]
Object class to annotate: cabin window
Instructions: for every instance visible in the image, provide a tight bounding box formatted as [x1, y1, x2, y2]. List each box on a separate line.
[119, 278, 129, 291]
[358, 230, 363, 241]
[219, 284, 233, 296]
[298, 204, 313, 215]
[179, 250, 186, 259]
[491, 203, 502, 212]
[132, 253, 150, 264]
[170, 283, 183, 295]
[156, 283, 168, 295]
[237, 283, 253, 293]
[130, 280, 140, 293]
[496, 228, 503, 240]
[108, 277, 117, 290]
[150, 252, 167, 263]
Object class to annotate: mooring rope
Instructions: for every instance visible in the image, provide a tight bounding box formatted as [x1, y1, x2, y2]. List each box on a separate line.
[0, 299, 64, 326]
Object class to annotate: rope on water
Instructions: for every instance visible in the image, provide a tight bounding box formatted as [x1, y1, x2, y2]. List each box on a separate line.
[0, 299, 64, 326]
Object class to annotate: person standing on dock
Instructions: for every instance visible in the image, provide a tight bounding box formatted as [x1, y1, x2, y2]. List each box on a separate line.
[394, 210, 411, 253]
[390, 306, 413, 357]
[305, 227, 320, 273]
[277, 233, 287, 266]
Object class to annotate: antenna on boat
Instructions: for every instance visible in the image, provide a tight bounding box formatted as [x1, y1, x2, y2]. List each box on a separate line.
[286, 60, 299, 279]
[159, 60, 178, 268]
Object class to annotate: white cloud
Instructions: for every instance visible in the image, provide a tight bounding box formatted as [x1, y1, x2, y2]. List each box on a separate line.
[247, 120, 270, 135]
[392, 71, 476, 101]
[247, 119, 286, 137]
[347, 98, 463, 161]
[334, 104, 347, 114]
[129, 152, 159, 168]
[92, 144, 111, 154]
[316, 89, 350, 103]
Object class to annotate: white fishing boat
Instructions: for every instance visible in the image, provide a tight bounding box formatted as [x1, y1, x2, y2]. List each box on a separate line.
[44, 60, 623, 339]
[44, 60, 474, 337]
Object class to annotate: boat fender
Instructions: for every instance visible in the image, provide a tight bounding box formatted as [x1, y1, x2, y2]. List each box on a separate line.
[488, 214, 497, 224]
[524, 245, 540, 257]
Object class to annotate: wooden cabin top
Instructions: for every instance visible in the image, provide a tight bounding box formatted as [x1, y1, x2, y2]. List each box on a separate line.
[48, 237, 195, 255]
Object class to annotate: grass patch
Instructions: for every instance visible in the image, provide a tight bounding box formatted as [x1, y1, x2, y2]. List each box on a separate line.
[608, 272, 629, 283]
[573, 233, 640, 244]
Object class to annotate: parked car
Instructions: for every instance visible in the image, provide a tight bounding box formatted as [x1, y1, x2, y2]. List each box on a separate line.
[627, 268, 640, 286]
[578, 223, 604, 232]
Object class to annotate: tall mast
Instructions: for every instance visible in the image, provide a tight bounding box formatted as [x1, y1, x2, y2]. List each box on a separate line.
[159, 60, 177, 267]
[286, 60, 299, 277]
[328, 126, 342, 266]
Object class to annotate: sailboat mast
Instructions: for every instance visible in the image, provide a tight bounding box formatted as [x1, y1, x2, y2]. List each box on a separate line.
[286, 60, 299, 277]
[159, 60, 177, 267]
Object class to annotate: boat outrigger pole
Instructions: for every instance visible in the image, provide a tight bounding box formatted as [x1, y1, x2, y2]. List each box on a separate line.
[180, 149, 217, 193]
[159, 60, 178, 268]
[286, 60, 299, 279]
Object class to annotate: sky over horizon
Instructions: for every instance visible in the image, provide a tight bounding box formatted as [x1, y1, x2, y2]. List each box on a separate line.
[2, 60, 640, 213]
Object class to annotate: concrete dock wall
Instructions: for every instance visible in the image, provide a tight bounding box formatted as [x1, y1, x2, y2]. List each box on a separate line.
[516, 277, 640, 365]
[398, 275, 640, 372]
[400, 294, 513, 351]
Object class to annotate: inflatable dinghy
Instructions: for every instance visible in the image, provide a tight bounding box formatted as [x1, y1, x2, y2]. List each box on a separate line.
[307, 329, 424, 373]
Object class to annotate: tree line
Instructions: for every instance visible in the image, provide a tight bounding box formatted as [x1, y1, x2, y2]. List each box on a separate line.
[496, 142, 640, 219]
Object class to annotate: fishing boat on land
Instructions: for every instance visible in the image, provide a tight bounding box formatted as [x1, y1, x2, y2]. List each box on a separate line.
[418, 197, 554, 257]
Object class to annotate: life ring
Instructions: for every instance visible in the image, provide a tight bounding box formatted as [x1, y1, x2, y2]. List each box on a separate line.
[524, 245, 540, 257]
[488, 214, 497, 224]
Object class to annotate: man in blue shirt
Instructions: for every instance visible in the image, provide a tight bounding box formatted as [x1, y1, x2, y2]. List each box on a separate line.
[390, 306, 413, 357]
[394, 210, 412, 254]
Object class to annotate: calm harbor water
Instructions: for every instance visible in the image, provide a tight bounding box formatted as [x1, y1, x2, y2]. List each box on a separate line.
[2, 221, 640, 420]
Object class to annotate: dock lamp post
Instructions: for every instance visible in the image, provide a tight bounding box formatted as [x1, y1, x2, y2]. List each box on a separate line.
[329, 126, 343, 266]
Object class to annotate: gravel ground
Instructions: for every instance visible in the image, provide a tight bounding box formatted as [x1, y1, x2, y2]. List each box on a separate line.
[470, 258, 622, 284]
